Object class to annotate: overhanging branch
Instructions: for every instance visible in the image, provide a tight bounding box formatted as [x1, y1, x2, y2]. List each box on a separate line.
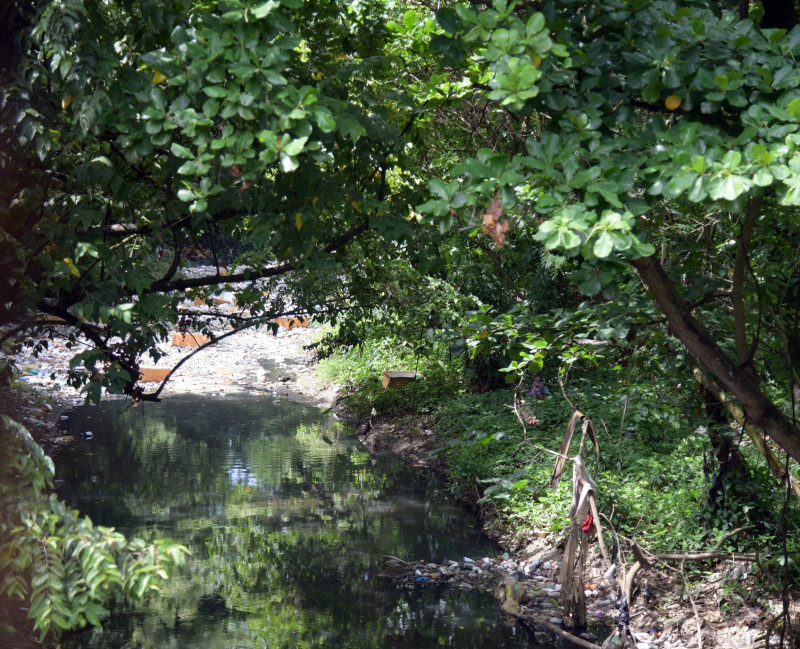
[147, 220, 369, 293]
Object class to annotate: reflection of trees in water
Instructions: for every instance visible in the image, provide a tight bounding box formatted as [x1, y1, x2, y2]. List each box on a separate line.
[57, 397, 344, 529]
[59, 396, 525, 649]
[201, 484, 506, 649]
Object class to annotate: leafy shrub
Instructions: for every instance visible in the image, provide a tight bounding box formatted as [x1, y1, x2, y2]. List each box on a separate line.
[0, 415, 189, 639]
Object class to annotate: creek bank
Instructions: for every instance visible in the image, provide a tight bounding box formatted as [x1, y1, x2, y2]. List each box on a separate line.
[351, 412, 782, 649]
[2, 324, 792, 649]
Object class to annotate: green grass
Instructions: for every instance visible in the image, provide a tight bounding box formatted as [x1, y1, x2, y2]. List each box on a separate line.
[317, 333, 467, 417]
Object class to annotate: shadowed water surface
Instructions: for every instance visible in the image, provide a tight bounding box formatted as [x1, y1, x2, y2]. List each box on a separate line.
[56, 395, 544, 649]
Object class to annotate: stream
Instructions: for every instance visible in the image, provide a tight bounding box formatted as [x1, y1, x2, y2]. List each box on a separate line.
[55, 394, 548, 649]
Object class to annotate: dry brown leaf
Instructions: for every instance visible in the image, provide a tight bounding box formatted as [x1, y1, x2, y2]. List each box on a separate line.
[481, 192, 510, 246]
[485, 192, 502, 220]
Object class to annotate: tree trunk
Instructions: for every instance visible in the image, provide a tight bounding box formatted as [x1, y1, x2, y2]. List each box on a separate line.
[630, 254, 800, 464]
[760, 0, 799, 29]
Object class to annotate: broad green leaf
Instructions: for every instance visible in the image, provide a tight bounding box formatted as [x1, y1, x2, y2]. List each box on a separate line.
[280, 152, 298, 172]
[338, 115, 366, 143]
[708, 174, 749, 201]
[436, 7, 462, 34]
[251, 0, 278, 18]
[687, 177, 708, 202]
[429, 178, 449, 200]
[177, 160, 197, 175]
[753, 167, 774, 186]
[403, 10, 418, 31]
[202, 98, 220, 118]
[788, 98, 800, 119]
[282, 136, 308, 157]
[593, 231, 614, 258]
[314, 107, 336, 133]
[578, 277, 602, 295]
[170, 143, 194, 159]
[666, 172, 696, 197]
[203, 86, 229, 98]
[176, 188, 197, 201]
[526, 13, 545, 36]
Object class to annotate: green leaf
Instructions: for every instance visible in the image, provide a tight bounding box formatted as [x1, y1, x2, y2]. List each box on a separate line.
[436, 7, 462, 34]
[429, 178, 449, 200]
[176, 188, 197, 202]
[203, 86, 229, 98]
[708, 174, 749, 201]
[314, 107, 336, 133]
[665, 172, 696, 197]
[578, 277, 602, 295]
[251, 0, 278, 18]
[282, 136, 308, 157]
[177, 160, 197, 175]
[202, 98, 220, 118]
[687, 177, 708, 202]
[170, 143, 194, 159]
[593, 231, 614, 258]
[280, 152, 299, 172]
[526, 13, 545, 36]
[752, 167, 774, 186]
[722, 150, 741, 169]
[338, 115, 366, 143]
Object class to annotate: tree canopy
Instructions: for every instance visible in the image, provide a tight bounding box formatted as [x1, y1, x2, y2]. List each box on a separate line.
[5, 0, 798, 457]
[3, 0, 800, 639]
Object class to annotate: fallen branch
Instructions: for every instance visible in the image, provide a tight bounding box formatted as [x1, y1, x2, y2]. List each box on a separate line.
[521, 615, 602, 649]
[617, 526, 755, 646]
[624, 525, 754, 568]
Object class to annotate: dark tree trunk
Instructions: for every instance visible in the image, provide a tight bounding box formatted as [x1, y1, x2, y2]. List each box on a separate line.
[760, 0, 799, 28]
[703, 388, 746, 507]
[631, 255, 800, 465]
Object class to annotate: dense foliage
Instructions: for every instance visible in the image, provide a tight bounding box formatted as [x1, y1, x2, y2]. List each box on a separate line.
[2, 0, 800, 639]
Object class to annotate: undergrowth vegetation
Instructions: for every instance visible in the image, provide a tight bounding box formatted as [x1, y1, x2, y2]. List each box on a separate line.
[316, 325, 469, 417]
[319, 326, 800, 582]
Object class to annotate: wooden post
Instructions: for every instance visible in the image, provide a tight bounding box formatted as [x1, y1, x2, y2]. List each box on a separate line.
[382, 371, 417, 389]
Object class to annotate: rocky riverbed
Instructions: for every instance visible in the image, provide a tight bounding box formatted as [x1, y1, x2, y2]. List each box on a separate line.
[4, 323, 339, 455]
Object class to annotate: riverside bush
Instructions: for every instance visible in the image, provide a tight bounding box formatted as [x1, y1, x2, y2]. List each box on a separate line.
[321, 319, 800, 559]
[0, 415, 189, 640]
[425, 366, 800, 556]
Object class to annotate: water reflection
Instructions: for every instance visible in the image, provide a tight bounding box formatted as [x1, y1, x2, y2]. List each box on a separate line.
[56, 395, 541, 649]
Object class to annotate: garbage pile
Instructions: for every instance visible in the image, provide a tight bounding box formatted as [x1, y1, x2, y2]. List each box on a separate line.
[381, 553, 733, 649]
[382, 553, 612, 641]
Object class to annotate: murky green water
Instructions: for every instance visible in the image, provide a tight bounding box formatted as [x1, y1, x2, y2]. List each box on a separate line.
[55, 395, 541, 649]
